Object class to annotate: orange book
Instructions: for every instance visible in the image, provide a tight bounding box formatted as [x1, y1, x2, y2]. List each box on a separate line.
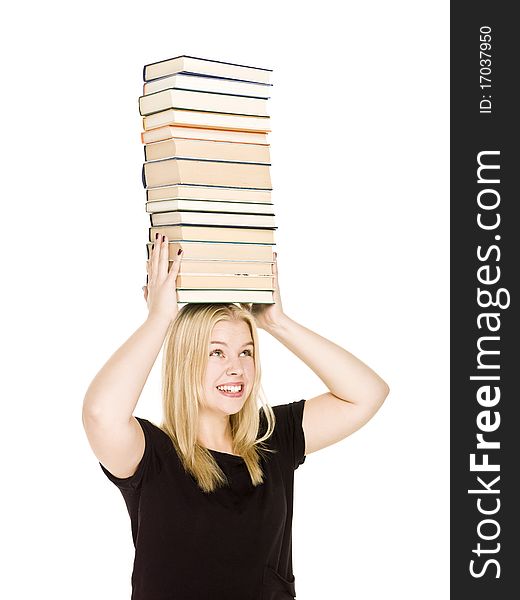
[143, 108, 270, 133]
[141, 125, 269, 145]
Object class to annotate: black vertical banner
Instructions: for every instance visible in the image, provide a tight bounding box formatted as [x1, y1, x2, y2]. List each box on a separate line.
[451, 3, 519, 598]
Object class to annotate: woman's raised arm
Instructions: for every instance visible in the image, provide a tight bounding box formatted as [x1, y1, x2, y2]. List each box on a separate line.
[251, 252, 389, 455]
[264, 314, 389, 455]
[82, 235, 180, 477]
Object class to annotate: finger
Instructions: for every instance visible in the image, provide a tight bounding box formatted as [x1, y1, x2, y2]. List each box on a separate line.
[168, 248, 183, 278]
[158, 235, 169, 280]
[272, 252, 281, 301]
[272, 251, 279, 285]
[150, 233, 161, 281]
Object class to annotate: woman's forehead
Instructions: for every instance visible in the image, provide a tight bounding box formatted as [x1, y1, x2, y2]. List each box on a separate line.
[210, 320, 253, 341]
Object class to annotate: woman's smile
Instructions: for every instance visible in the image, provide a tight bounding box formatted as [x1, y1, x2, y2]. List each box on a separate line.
[215, 382, 245, 398]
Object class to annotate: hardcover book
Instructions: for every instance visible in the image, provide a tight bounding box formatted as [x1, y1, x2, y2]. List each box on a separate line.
[149, 225, 276, 244]
[176, 274, 274, 290]
[144, 55, 272, 85]
[142, 158, 272, 189]
[146, 184, 272, 203]
[149, 210, 276, 228]
[139, 88, 268, 117]
[141, 125, 269, 145]
[145, 240, 274, 261]
[176, 289, 274, 304]
[144, 138, 270, 164]
[142, 108, 270, 133]
[174, 260, 274, 276]
[146, 199, 275, 215]
[143, 73, 271, 98]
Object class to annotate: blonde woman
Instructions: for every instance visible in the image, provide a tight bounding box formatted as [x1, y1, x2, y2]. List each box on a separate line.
[82, 233, 389, 600]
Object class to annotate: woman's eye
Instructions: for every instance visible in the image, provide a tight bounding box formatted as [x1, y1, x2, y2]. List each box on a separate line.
[210, 349, 253, 357]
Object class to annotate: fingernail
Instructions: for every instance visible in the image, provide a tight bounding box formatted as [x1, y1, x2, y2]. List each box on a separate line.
[177, 249, 182, 255]
[162, 235, 166, 242]
[156, 233, 160, 239]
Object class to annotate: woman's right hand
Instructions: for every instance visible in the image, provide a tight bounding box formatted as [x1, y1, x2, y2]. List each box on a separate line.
[143, 234, 182, 323]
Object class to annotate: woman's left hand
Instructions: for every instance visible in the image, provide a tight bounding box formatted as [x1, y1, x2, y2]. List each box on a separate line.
[246, 251, 286, 330]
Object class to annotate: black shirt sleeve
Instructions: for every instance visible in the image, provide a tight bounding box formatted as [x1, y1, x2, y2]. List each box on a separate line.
[271, 399, 307, 470]
[98, 417, 161, 493]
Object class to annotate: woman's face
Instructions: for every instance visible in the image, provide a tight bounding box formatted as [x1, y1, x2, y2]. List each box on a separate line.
[202, 319, 256, 416]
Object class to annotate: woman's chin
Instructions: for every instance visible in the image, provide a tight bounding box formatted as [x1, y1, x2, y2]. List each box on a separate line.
[211, 392, 248, 415]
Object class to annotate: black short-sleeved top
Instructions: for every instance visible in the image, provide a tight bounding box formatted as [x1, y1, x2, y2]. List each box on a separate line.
[99, 399, 307, 600]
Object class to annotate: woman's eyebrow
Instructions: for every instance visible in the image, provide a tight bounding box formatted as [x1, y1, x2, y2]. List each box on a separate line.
[210, 340, 254, 347]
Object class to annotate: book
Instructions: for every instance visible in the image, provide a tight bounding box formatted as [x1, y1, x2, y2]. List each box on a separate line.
[176, 289, 274, 304]
[150, 211, 276, 228]
[143, 73, 272, 98]
[145, 240, 274, 261]
[144, 55, 272, 85]
[139, 88, 268, 117]
[146, 199, 275, 215]
[139, 55, 275, 304]
[144, 138, 270, 164]
[143, 109, 270, 133]
[149, 225, 276, 244]
[143, 158, 272, 189]
[176, 274, 274, 290]
[141, 125, 268, 145]
[174, 260, 274, 275]
[146, 184, 272, 203]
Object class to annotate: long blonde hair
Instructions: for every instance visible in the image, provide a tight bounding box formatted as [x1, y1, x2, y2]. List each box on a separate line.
[159, 303, 276, 493]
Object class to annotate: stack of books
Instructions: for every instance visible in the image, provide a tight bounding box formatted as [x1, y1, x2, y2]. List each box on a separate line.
[140, 55, 275, 304]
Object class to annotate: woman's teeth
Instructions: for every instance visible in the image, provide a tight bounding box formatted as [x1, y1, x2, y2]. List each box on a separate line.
[216, 385, 243, 395]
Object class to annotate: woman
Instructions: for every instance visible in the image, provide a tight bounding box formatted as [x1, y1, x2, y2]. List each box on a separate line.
[82, 234, 389, 599]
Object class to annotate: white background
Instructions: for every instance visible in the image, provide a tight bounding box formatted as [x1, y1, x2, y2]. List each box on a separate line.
[1, 1, 449, 598]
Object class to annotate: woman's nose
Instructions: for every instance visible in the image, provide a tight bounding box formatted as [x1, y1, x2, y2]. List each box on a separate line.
[226, 358, 243, 375]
